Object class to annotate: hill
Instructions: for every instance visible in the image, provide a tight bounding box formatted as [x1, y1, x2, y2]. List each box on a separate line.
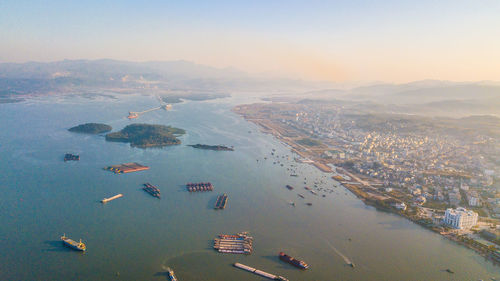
[68, 123, 112, 134]
[105, 124, 185, 148]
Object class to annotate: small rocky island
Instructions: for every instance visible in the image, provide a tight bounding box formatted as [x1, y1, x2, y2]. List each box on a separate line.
[105, 123, 185, 148]
[188, 144, 234, 151]
[68, 123, 112, 134]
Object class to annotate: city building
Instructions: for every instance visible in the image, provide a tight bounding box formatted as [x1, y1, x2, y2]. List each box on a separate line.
[393, 202, 407, 211]
[443, 207, 478, 229]
[468, 196, 481, 207]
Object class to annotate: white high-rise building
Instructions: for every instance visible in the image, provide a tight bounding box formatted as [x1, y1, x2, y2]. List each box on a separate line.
[443, 207, 478, 229]
[468, 196, 481, 207]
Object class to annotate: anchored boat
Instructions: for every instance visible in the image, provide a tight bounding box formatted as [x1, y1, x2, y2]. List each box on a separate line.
[61, 234, 86, 251]
[279, 252, 309, 269]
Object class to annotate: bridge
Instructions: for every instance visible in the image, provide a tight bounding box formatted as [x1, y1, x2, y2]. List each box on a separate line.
[128, 104, 172, 119]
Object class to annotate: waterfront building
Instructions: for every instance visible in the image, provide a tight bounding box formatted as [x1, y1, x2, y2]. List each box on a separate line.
[393, 202, 407, 211]
[443, 207, 478, 229]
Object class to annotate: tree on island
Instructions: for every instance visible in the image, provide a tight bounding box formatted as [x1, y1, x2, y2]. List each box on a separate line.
[105, 123, 185, 148]
[68, 123, 112, 134]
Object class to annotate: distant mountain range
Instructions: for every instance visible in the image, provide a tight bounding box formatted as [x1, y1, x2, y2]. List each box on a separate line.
[295, 80, 500, 117]
[0, 59, 328, 100]
[1, 59, 500, 117]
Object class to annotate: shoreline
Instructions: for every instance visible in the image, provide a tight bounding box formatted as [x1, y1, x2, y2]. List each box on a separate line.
[234, 106, 500, 267]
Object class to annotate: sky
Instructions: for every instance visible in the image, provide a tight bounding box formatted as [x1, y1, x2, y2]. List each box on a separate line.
[1, 0, 499, 83]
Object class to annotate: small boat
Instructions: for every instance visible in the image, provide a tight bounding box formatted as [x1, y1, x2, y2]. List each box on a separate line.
[297, 194, 305, 198]
[61, 234, 86, 251]
[445, 269, 454, 274]
[289, 201, 295, 207]
[348, 262, 355, 268]
[285, 185, 294, 190]
[167, 267, 178, 281]
[306, 203, 312, 206]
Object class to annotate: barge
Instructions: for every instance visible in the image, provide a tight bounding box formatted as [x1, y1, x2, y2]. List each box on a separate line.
[186, 182, 213, 192]
[143, 183, 160, 198]
[104, 162, 149, 174]
[214, 194, 228, 209]
[64, 154, 80, 162]
[101, 194, 123, 203]
[233, 263, 289, 281]
[214, 232, 253, 254]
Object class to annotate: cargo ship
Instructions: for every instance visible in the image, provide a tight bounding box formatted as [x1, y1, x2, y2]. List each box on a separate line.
[167, 267, 178, 281]
[279, 252, 309, 269]
[143, 183, 160, 198]
[61, 234, 86, 251]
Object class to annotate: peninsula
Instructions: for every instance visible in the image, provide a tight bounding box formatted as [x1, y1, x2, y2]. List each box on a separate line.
[105, 123, 185, 148]
[68, 123, 112, 134]
[188, 144, 234, 151]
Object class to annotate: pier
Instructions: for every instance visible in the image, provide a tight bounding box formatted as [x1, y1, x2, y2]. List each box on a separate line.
[101, 194, 123, 203]
[214, 194, 228, 209]
[104, 162, 149, 174]
[233, 263, 289, 281]
[214, 232, 253, 254]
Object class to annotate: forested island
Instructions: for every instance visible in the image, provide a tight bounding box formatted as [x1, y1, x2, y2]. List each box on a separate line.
[188, 144, 234, 151]
[68, 123, 112, 134]
[105, 123, 185, 148]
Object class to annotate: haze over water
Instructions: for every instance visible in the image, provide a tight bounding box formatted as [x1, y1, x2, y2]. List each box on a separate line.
[0, 94, 498, 281]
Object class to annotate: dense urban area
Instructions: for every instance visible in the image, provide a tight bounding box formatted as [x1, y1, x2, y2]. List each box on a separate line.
[234, 99, 500, 264]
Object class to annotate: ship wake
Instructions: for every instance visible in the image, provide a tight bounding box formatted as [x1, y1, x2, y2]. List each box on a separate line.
[324, 238, 354, 266]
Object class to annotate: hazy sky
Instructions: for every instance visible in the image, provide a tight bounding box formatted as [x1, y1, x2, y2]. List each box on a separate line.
[1, 0, 499, 82]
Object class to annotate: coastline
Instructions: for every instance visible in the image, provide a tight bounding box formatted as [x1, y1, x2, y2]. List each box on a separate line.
[234, 106, 500, 267]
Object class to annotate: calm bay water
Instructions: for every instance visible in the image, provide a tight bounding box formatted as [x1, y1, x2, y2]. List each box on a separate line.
[0, 93, 498, 281]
